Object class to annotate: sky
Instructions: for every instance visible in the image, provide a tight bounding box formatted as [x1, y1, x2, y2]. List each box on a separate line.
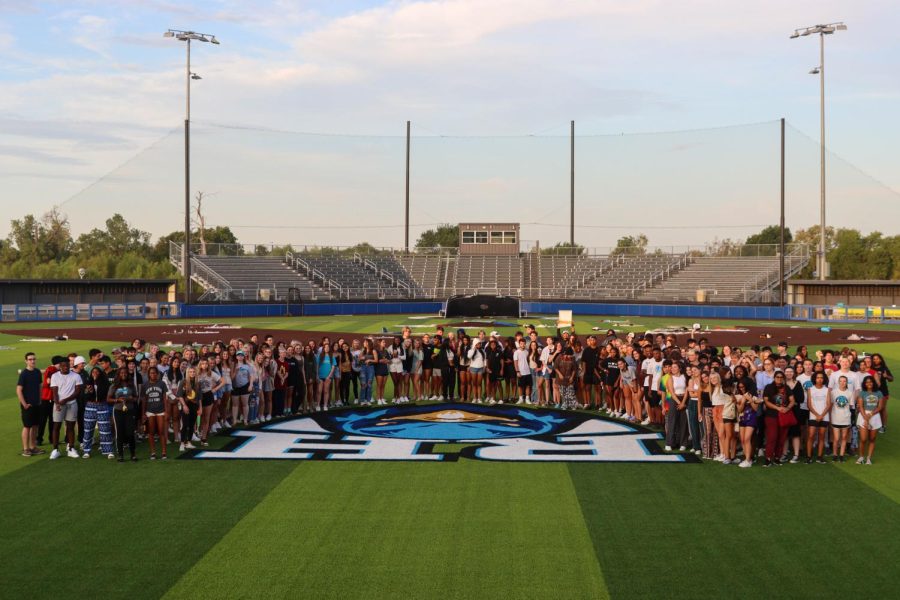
[1, 0, 898, 251]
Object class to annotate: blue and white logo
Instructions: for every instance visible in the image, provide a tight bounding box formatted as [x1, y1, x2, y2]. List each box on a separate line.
[186, 403, 698, 463]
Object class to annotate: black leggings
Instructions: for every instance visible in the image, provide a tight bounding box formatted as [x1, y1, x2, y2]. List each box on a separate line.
[441, 367, 455, 399]
[181, 402, 198, 443]
[350, 371, 359, 399]
[340, 375, 351, 402]
[113, 409, 136, 458]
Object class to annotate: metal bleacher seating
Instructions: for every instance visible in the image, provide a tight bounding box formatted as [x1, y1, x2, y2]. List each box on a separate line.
[638, 256, 783, 303]
[451, 256, 522, 295]
[568, 254, 689, 300]
[300, 255, 405, 299]
[192, 255, 328, 301]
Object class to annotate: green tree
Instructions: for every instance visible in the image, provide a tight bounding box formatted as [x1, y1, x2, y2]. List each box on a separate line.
[540, 242, 585, 256]
[742, 225, 792, 256]
[827, 229, 893, 280]
[415, 224, 459, 250]
[610, 234, 648, 257]
[74, 214, 151, 258]
[152, 226, 240, 261]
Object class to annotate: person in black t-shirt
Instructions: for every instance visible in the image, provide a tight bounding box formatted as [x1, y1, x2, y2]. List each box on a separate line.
[17, 352, 44, 456]
[581, 337, 602, 409]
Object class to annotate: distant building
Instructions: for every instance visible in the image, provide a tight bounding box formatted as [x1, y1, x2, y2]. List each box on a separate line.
[458, 223, 520, 256]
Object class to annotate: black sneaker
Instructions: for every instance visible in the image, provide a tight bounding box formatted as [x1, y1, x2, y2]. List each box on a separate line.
[117, 456, 125, 463]
[763, 459, 772, 468]
[816, 457, 826, 464]
[833, 455, 840, 463]
[839, 456, 845, 463]
[131, 456, 138, 462]
[806, 458, 813, 464]
[774, 459, 783, 466]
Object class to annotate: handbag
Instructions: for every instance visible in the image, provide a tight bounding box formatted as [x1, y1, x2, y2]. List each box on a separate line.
[777, 409, 798, 428]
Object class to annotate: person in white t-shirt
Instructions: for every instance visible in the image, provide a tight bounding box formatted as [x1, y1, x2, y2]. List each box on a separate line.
[49, 358, 84, 460]
[513, 339, 532, 404]
[640, 347, 664, 426]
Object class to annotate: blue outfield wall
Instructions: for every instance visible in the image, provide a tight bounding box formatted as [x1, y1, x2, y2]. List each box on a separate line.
[180, 304, 304, 318]
[522, 302, 792, 321]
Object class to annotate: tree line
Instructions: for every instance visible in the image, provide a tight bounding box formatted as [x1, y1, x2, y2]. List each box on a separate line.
[1, 212, 897, 281]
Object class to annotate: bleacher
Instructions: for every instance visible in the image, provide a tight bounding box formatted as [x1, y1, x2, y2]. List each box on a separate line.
[451, 256, 522, 295]
[187, 246, 808, 304]
[299, 255, 405, 299]
[637, 256, 783, 303]
[569, 254, 688, 299]
[192, 255, 328, 301]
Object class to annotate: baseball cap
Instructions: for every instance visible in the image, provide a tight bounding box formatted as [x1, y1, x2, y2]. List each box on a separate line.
[236, 350, 245, 356]
[73, 356, 86, 366]
[490, 330, 499, 337]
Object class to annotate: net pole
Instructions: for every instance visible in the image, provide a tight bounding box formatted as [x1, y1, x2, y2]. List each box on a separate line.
[405, 120, 411, 252]
[780, 117, 785, 306]
[570, 120, 575, 246]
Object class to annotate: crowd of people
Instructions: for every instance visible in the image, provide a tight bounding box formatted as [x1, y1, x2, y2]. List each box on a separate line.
[16, 324, 893, 466]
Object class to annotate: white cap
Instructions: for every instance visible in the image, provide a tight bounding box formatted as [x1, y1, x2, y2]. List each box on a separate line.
[73, 356, 86, 366]
[490, 330, 499, 337]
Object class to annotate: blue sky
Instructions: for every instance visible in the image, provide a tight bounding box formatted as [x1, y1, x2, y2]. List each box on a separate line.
[1, 0, 898, 249]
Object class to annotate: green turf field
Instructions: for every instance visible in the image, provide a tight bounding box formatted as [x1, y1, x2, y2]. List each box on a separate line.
[1, 315, 899, 599]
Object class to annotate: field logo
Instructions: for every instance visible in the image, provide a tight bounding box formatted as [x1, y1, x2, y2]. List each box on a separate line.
[186, 403, 697, 463]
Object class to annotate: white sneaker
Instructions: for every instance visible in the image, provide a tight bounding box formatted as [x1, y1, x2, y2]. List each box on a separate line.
[640, 418, 651, 426]
[67, 447, 79, 459]
[516, 398, 524, 405]
[437, 396, 444, 401]
[664, 446, 672, 452]
[722, 458, 732, 465]
[192, 433, 201, 443]
[679, 446, 687, 452]
[50, 449, 61, 460]
[179, 443, 185, 452]
[488, 399, 496, 405]
[107, 453, 115, 460]
[739, 460, 751, 468]
[497, 400, 504, 404]
[185, 442, 196, 449]
[82, 452, 90, 459]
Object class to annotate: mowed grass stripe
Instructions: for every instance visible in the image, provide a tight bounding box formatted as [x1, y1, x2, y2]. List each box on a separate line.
[165, 462, 608, 600]
[568, 462, 900, 598]
[0, 460, 298, 599]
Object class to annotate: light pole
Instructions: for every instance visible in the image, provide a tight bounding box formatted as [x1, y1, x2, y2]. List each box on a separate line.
[164, 29, 219, 302]
[790, 22, 846, 281]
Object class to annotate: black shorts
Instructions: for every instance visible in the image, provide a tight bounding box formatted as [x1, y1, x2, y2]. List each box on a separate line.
[21, 404, 40, 428]
[504, 365, 516, 379]
[201, 391, 215, 407]
[233, 384, 249, 396]
[583, 370, 600, 385]
[647, 390, 661, 408]
[489, 371, 502, 383]
[517, 375, 531, 389]
[723, 418, 737, 424]
[832, 423, 849, 430]
[808, 419, 829, 428]
[457, 365, 468, 373]
[796, 409, 809, 425]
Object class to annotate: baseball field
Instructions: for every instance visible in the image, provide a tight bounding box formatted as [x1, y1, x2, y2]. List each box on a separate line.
[2, 314, 898, 599]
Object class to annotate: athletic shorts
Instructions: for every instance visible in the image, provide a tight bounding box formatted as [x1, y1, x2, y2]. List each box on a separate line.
[489, 371, 501, 383]
[457, 365, 468, 373]
[504, 366, 516, 379]
[431, 369, 442, 379]
[375, 365, 390, 377]
[808, 418, 830, 428]
[52, 401, 78, 423]
[517, 375, 531, 389]
[470, 367, 484, 375]
[832, 423, 849, 430]
[723, 418, 737, 424]
[857, 412, 883, 431]
[583, 370, 599, 385]
[201, 391, 215, 408]
[21, 404, 40, 427]
[647, 391, 661, 408]
[233, 384, 249, 396]
[796, 409, 809, 425]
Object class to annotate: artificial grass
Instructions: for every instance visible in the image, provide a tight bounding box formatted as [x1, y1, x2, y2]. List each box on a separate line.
[164, 462, 608, 600]
[568, 460, 900, 598]
[1, 321, 899, 599]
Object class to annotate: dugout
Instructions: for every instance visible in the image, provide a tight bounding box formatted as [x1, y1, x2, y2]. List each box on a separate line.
[444, 294, 523, 318]
[0, 279, 177, 304]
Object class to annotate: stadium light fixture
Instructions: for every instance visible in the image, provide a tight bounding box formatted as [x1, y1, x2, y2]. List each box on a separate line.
[164, 29, 220, 302]
[790, 22, 846, 281]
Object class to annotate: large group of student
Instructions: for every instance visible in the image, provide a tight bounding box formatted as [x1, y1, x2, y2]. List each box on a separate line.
[15, 324, 892, 466]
